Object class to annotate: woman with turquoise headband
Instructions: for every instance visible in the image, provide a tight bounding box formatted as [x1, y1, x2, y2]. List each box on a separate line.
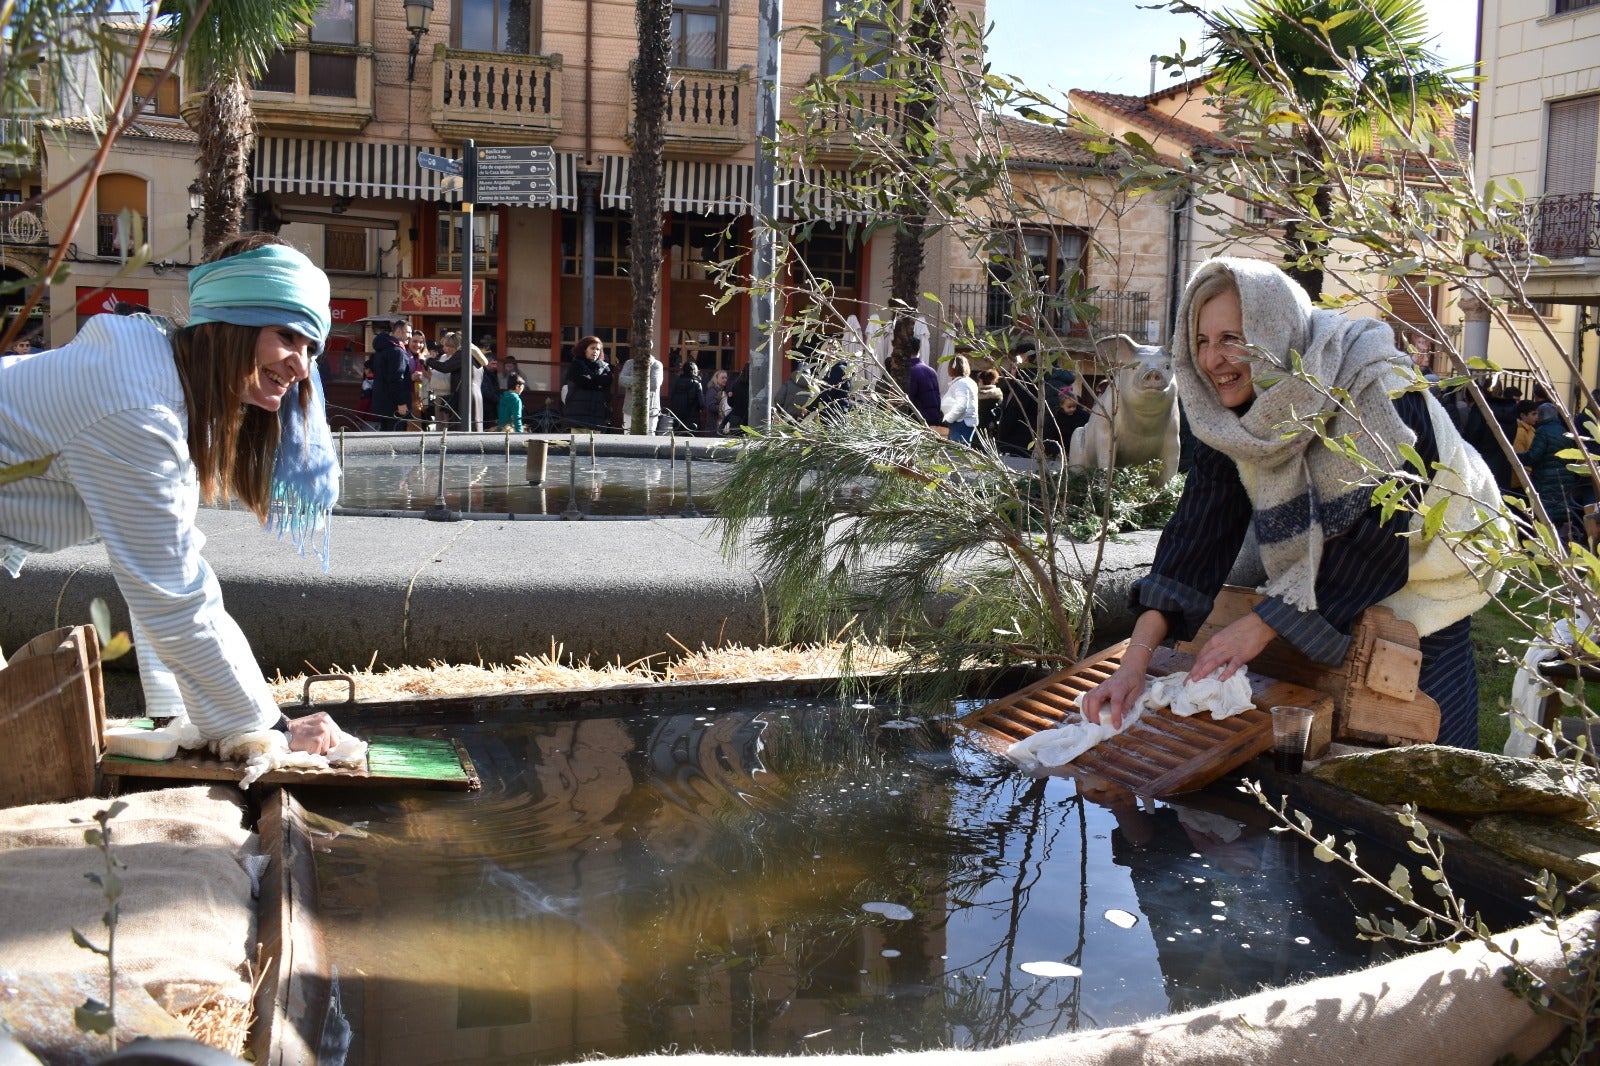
[0, 233, 346, 754]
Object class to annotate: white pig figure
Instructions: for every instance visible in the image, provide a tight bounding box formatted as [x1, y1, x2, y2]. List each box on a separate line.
[1068, 334, 1180, 486]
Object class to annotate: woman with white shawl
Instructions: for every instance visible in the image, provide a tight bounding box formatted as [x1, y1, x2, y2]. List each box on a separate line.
[1082, 257, 1505, 749]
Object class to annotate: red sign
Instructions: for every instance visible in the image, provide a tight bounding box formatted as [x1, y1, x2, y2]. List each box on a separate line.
[398, 278, 486, 315]
[329, 297, 367, 325]
[75, 286, 151, 316]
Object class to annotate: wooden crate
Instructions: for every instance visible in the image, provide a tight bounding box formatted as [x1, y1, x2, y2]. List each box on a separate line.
[0, 626, 105, 808]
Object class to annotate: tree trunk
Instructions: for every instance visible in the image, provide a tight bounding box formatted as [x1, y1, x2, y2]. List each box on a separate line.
[197, 72, 254, 251]
[629, 0, 671, 434]
[886, 0, 952, 392]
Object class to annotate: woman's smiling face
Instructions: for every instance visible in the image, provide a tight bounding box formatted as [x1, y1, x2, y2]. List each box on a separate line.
[245, 326, 313, 411]
[1195, 286, 1252, 407]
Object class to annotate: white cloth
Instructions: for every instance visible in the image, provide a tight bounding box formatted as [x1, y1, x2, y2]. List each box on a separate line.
[216, 721, 368, 789]
[0, 314, 280, 740]
[1007, 703, 1144, 773]
[1135, 668, 1255, 719]
[940, 375, 979, 427]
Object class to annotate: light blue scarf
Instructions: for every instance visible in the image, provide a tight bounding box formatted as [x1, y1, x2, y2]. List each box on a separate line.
[188, 244, 340, 571]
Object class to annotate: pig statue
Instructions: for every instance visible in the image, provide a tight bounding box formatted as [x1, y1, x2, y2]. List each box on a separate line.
[1067, 334, 1180, 486]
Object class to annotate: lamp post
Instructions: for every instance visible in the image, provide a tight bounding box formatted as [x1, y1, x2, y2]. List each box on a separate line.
[185, 181, 203, 233]
[405, 0, 433, 82]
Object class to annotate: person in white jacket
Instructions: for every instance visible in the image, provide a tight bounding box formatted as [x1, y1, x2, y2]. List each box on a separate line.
[618, 352, 664, 433]
[0, 234, 344, 753]
[940, 354, 980, 445]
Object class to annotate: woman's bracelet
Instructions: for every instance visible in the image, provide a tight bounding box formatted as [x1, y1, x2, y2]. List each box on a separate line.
[1126, 641, 1157, 655]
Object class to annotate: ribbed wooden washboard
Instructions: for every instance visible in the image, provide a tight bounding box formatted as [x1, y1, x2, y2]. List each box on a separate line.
[961, 642, 1325, 797]
[100, 732, 481, 791]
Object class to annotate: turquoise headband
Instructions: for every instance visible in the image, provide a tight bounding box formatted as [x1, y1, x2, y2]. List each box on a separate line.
[188, 244, 332, 354]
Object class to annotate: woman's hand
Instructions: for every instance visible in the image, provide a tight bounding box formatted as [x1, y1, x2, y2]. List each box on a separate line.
[1080, 665, 1147, 730]
[1188, 612, 1276, 682]
[285, 711, 341, 756]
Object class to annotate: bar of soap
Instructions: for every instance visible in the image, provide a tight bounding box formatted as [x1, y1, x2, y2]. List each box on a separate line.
[105, 726, 181, 762]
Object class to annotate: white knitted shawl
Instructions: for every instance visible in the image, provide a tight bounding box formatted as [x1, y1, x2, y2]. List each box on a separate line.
[1172, 258, 1502, 629]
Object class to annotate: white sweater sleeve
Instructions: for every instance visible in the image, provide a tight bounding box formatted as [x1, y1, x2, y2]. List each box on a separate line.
[59, 407, 278, 739]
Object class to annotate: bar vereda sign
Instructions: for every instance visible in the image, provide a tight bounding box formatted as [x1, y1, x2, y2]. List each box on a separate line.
[399, 279, 485, 315]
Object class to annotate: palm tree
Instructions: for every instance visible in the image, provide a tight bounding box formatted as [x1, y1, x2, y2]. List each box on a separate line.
[1203, 0, 1469, 299]
[159, 0, 323, 248]
[629, 0, 671, 434]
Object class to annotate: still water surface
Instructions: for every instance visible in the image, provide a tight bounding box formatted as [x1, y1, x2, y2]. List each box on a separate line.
[299, 699, 1420, 1065]
[334, 455, 735, 516]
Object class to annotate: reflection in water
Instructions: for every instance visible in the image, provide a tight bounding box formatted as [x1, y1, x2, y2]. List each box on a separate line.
[299, 702, 1465, 1065]
[333, 455, 734, 516]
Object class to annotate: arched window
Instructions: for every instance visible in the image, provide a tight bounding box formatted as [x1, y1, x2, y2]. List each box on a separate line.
[95, 174, 148, 258]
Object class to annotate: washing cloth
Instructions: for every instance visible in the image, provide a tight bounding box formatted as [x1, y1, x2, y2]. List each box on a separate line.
[1136, 668, 1255, 720]
[215, 722, 368, 788]
[1007, 702, 1145, 773]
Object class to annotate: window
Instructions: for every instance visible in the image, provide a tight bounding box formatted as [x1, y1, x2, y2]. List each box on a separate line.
[310, 0, 356, 45]
[456, 0, 538, 55]
[669, 220, 734, 281]
[1538, 95, 1599, 257]
[95, 174, 146, 258]
[561, 214, 631, 278]
[670, 0, 724, 70]
[984, 227, 1089, 334]
[560, 324, 630, 367]
[1554, 0, 1598, 14]
[436, 210, 500, 273]
[795, 225, 858, 293]
[822, 0, 892, 81]
[254, 51, 296, 93]
[131, 69, 179, 117]
[324, 225, 370, 273]
[669, 329, 737, 374]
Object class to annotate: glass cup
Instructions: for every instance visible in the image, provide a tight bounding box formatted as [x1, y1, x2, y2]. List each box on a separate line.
[1269, 705, 1316, 774]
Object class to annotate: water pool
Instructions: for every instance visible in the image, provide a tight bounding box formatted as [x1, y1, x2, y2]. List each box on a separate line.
[333, 453, 734, 518]
[294, 698, 1500, 1064]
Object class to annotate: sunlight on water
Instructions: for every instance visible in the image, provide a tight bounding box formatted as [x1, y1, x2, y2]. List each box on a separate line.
[298, 699, 1439, 1064]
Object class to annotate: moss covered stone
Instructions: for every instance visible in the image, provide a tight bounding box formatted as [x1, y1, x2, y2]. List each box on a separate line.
[1470, 814, 1600, 884]
[1310, 745, 1599, 821]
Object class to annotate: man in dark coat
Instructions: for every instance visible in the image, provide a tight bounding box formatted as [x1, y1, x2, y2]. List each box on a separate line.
[906, 353, 942, 425]
[369, 321, 412, 431]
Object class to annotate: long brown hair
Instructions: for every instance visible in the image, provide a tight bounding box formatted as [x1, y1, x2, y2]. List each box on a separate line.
[171, 233, 311, 519]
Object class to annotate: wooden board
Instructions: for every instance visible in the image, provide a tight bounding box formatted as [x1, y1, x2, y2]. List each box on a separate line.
[100, 733, 480, 791]
[960, 643, 1335, 797]
[0, 626, 104, 808]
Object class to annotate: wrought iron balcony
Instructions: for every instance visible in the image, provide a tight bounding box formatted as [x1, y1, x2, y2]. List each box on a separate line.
[629, 63, 749, 154]
[431, 46, 563, 143]
[1501, 194, 1600, 260]
[948, 283, 1155, 344]
[801, 78, 906, 162]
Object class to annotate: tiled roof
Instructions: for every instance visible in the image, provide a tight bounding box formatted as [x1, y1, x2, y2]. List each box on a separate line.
[1069, 88, 1232, 155]
[43, 115, 197, 144]
[992, 113, 1100, 168]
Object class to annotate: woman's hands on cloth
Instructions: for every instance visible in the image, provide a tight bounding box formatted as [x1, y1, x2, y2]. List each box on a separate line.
[1187, 612, 1276, 682]
[285, 711, 341, 755]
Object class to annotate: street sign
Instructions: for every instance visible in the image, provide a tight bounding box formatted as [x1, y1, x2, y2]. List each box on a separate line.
[477, 160, 555, 177]
[416, 150, 461, 175]
[476, 145, 555, 163]
[475, 175, 556, 194]
[476, 192, 556, 207]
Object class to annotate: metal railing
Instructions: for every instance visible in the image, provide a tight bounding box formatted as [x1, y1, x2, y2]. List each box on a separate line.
[431, 46, 563, 141]
[948, 283, 1156, 343]
[1500, 194, 1600, 261]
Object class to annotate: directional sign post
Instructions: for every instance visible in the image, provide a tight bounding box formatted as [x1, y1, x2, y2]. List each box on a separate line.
[474, 145, 556, 207]
[416, 150, 462, 176]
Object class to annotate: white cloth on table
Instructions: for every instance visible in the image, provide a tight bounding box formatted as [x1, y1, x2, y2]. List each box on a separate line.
[216, 719, 368, 789]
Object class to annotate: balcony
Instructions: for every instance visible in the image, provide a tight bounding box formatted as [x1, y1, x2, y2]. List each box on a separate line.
[235, 43, 375, 133]
[1520, 194, 1600, 260]
[802, 78, 906, 163]
[949, 283, 1154, 344]
[629, 64, 750, 155]
[431, 47, 563, 144]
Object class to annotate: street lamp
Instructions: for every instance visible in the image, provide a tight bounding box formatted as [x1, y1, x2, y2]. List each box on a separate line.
[405, 0, 433, 82]
[186, 181, 203, 232]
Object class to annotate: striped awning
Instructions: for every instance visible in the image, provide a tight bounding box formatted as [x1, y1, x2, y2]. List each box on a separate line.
[598, 155, 867, 221]
[251, 137, 580, 210]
